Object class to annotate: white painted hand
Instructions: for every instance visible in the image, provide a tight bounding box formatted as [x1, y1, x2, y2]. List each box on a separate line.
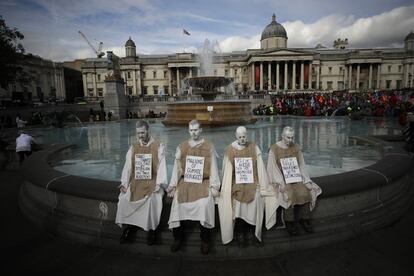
[167, 187, 176, 198]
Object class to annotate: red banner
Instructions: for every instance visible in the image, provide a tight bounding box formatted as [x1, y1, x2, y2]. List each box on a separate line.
[255, 65, 260, 89]
[304, 64, 309, 82]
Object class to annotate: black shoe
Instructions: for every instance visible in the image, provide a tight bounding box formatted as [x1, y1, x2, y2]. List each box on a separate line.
[120, 227, 131, 244]
[236, 232, 247, 248]
[170, 239, 182, 252]
[147, 230, 156, 246]
[286, 222, 299, 236]
[300, 219, 314, 233]
[120, 226, 137, 244]
[201, 241, 210, 255]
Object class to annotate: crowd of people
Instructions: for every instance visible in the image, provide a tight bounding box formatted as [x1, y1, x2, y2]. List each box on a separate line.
[253, 90, 414, 121]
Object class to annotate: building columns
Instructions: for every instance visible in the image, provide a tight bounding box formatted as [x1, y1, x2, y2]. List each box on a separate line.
[168, 69, 172, 96]
[316, 65, 320, 89]
[368, 64, 373, 90]
[132, 70, 137, 95]
[276, 62, 280, 91]
[82, 73, 87, 96]
[308, 62, 312, 89]
[356, 64, 360, 90]
[376, 64, 381, 89]
[410, 64, 414, 88]
[300, 61, 304, 90]
[284, 62, 288, 90]
[176, 68, 180, 92]
[268, 62, 272, 90]
[93, 73, 97, 96]
[292, 61, 296, 90]
[251, 63, 255, 90]
[348, 65, 353, 90]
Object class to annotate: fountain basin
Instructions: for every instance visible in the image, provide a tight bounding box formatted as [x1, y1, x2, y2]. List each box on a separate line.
[162, 101, 257, 126]
[19, 135, 414, 258]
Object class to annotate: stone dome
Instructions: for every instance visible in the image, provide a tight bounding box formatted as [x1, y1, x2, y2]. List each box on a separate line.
[405, 31, 414, 41]
[261, 14, 287, 41]
[125, 37, 136, 47]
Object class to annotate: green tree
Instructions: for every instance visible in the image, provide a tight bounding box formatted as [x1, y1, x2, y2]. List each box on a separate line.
[0, 15, 27, 88]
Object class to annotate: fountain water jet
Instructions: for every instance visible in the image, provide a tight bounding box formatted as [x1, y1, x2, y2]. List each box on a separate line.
[162, 39, 257, 126]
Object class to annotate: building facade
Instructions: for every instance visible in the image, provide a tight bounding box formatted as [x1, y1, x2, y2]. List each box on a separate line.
[81, 14, 414, 98]
[0, 54, 66, 104]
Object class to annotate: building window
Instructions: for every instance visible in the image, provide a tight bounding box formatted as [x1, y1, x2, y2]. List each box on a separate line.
[127, 72, 131, 78]
[225, 69, 228, 76]
[97, 88, 103, 97]
[164, 71, 167, 78]
[164, 86, 169, 95]
[88, 89, 94, 96]
[153, 71, 157, 79]
[396, 80, 402, 89]
[388, 65, 392, 73]
[97, 74, 101, 81]
[327, 81, 333, 90]
[328, 67, 332, 74]
[143, 86, 148, 95]
[142, 71, 146, 79]
[214, 70, 217, 76]
[398, 65, 402, 73]
[339, 67, 343, 74]
[338, 81, 344, 90]
[127, 86, 133, 95]
[386, 80, 391, 89]
[235, 69, 238, 75]
[153, 85, 158, 95]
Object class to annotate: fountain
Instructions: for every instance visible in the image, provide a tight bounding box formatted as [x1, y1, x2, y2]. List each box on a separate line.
[162, 39, 257, 126]
[18, 117, 414, 258]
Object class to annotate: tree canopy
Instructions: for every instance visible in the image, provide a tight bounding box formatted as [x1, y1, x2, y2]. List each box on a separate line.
[0, 15, 26, 88]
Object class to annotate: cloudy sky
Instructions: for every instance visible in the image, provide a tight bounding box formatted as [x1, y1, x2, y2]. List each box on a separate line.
[1, 0, 414, 62]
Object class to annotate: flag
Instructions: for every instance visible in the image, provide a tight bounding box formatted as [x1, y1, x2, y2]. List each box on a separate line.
[183, 29, 191, 36]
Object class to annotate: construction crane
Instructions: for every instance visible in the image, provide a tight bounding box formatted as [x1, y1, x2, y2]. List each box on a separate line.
[78, 31, 105, 58]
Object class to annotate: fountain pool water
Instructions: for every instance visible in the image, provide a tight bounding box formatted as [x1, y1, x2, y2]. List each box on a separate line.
[28, 116, 401, 181]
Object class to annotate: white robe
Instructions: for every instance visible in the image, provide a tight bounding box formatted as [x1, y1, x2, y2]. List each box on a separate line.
[265, 142, 322, 230]
[218, 141, 271, 244]
[115, 137, 167, 231]
[168, 138, 221, 229]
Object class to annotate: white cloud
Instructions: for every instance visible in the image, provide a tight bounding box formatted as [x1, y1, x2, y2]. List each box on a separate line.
[219, 35, 261, 52]
[4, 1, 414, 61]
[217, 5, 414, 51]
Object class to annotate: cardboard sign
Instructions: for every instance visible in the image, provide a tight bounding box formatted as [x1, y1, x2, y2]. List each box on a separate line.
[234, 157, 254, 184]
[184, 155, 205, 184]
[280, 157, 303, 184]
[135, 154, 152, 180]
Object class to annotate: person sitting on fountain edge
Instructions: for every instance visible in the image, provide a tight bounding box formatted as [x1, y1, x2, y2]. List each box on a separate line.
[167, 119, 221, 254]
[265, 126, 322, 236]
[218, 126, 272, 247]
[115, 120, 168, 245]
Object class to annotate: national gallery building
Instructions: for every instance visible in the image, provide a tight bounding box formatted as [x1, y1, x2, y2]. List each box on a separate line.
[81, 14, 414, 98]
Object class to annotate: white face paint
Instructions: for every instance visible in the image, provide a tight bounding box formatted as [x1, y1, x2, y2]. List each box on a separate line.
[282, 130, 294, 146]
[136, 126, 149, 144]
[189, 123, 202, 141]
[236, 130, 247, 146]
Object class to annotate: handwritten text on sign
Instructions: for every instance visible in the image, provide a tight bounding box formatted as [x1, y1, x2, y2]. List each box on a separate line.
[280, 157, 303, 184]
[184, 155, 205, 184]
[135, 154, 152, 180]
[234, 157, 254, 184]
